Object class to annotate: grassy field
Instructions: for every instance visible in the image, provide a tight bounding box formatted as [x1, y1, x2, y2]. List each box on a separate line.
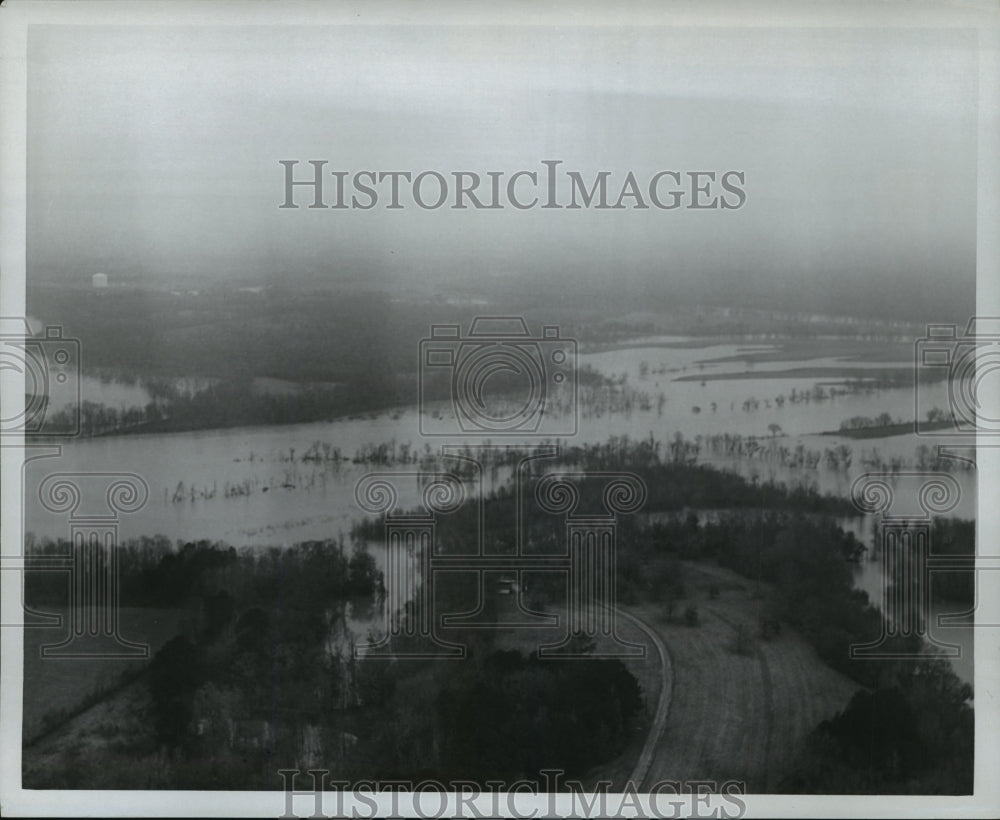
[632, 561, 860, 792]
[23, 673, 160, 789]
[22, 606, 187, 743]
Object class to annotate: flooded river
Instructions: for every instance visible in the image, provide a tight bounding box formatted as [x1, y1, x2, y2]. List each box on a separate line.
[20, 336, 977, 682]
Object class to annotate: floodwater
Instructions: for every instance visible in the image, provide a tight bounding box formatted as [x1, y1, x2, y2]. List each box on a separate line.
[20, 336, 978, 683]
[23, 338, 975, 545]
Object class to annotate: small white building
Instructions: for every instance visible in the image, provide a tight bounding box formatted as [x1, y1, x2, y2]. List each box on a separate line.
[92, 272, 108, 289]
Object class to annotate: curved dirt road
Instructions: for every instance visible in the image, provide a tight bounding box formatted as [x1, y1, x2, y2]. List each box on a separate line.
[625, 562, 859, 791]
[617, 608, 673, 790]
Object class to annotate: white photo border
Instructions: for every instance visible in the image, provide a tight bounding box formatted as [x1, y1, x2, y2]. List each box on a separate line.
[1, 1, 998, 817]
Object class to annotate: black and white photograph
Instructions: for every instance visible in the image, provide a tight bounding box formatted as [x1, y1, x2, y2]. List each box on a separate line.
[1, 1, 998, 817]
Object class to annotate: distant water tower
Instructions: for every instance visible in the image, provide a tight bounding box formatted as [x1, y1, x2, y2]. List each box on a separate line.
[92, 272, 108, 289]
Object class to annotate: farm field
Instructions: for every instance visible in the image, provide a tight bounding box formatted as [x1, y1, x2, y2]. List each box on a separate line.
[22, 606, 187, 743]
[23, 674, 158, 789]
[632, 562, 860, 792]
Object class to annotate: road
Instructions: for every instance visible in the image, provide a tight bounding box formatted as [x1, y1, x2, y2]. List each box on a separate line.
[618, 562, 859, 792]
[618, 607, 673, 790]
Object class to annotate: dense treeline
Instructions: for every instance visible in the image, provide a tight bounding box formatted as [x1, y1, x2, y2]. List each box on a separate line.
[25, 536, 385, 788]
[24, 536, 381, 610]
[839, 412, 903, 431]
[434, 648, 641, 780]
[782, 661, 973, 793]
[624, 508, 974, 794]
[352, 438, 860, 549]
[44, 379, 403, 437]
[874, 517, 975, 606]
[637, 512, 877, 685]
[324, 643, 644, 785]
[23, 531, 643, 789]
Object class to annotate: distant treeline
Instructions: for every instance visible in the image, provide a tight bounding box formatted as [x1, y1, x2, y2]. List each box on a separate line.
[45, 379, 401, 437]
[29, 287, 419, 383]
[28, 287, 436, 435]
[45, 366, 616, 438]
[28, 283, 949, 440]
[834, 410, 958, 439]
[839, 412, 903, 432]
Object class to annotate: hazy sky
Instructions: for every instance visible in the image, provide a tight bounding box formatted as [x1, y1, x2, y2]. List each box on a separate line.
[27, 24, 978, 315]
